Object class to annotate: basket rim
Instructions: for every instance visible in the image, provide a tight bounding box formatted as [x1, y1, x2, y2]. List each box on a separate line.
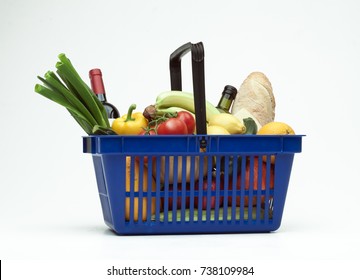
[83, 134, 304, 155]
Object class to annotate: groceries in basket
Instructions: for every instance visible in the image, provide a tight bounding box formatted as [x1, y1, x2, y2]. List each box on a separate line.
[34, 41, 302, 234]
[34, 54, 294, 137]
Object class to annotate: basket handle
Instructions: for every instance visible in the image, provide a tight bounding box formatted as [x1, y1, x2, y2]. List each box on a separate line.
[169, 42, 207, 146]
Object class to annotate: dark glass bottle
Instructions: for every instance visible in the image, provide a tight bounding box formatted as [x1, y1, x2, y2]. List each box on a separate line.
[89, 68, 120, 119]
[216, 85, 238, 113]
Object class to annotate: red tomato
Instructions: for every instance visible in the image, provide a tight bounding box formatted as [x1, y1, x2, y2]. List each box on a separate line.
[176, 111, 196, 134]
[157, 118, 188, 135]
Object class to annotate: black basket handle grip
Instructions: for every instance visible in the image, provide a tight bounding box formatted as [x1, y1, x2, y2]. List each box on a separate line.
[169, 42, 207, 143]
[170, 42, 192, 91]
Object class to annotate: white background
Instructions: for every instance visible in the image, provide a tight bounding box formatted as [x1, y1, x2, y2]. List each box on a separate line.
[1, 0, 359, 278]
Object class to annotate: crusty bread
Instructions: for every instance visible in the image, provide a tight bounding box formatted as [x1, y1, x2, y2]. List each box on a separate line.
[231, 72, 275, 127]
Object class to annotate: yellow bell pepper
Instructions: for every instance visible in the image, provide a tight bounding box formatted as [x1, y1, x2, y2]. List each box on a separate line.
[112, 104, 148, 135]
[125, 157, 156, 222]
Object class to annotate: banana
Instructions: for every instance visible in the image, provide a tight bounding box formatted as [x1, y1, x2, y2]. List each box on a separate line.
[155, 91, 219, 122]
[208, 113, 246, 134]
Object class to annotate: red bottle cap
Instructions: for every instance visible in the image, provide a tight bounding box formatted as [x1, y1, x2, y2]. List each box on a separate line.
[89, 68, 105, 94]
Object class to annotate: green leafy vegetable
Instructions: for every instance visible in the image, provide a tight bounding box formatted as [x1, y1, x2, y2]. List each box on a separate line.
[35, 53, 114, 135]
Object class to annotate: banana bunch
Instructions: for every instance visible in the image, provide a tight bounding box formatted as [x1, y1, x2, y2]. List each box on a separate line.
[155, 91, 219, 122]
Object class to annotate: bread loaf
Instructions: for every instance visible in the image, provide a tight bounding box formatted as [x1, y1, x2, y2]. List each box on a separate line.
[231, 72, 275, 127]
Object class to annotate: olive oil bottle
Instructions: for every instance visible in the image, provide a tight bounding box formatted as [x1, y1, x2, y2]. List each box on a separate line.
[216, 85, 238, 113]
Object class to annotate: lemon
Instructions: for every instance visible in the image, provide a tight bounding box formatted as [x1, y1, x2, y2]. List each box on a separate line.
[257, 122, 295, 165]
[257, 122, 295, 135]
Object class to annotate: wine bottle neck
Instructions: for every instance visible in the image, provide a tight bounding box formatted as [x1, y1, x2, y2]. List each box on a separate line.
[89, 68, 106, 95]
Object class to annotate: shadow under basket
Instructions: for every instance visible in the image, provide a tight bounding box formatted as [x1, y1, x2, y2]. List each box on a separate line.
[83, 134, 303, 235]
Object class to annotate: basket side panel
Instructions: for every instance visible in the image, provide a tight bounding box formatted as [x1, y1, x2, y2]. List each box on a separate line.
[93, 155, 108, 195]
[92, 156, 114, 228]
[271, 154, 295, 229]
[99, 194, 112, 227]
[101, 154, 127, 233]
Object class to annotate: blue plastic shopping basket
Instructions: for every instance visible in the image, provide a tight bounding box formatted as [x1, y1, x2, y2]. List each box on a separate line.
[83, 42, 303, 235]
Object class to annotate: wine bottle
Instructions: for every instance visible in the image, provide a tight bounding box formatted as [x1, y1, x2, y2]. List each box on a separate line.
[216, 85, 238, 113]
[89, 68, 120, 119]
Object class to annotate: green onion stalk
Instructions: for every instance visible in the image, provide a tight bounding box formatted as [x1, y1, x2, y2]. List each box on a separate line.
[35, 53, 116, 135]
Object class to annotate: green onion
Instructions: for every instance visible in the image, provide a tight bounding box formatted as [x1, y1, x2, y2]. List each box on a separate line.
[35, 53, 114, 134]
[56, 54, 107, 126]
